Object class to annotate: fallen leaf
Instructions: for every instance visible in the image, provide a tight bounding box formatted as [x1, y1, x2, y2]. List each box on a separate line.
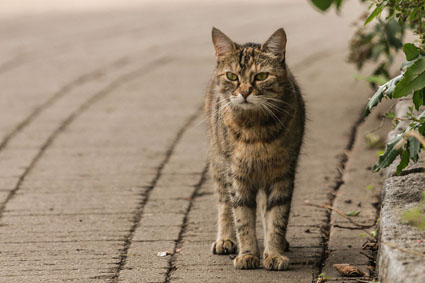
[176, 248, 183, 253]
[346, 210, 360, 217]
[333, 263, 366, 277]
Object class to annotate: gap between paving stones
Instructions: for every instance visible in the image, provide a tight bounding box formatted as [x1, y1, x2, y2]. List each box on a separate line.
[0, 57, 128, 153]
[164, 163, 209, 283]
[110, 107, 203, 282]
[314, 109, 365, 281]
[0, 56, 174, 220]
[0, 23, 207, 158]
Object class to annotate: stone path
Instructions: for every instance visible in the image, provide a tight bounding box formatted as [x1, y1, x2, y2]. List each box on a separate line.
[0, 1, 388, 282]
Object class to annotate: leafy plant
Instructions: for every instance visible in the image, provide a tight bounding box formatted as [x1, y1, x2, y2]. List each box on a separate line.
[311, 0, 425, 175]
[311, 0, 344, 11]
[316, 272, 331, 282]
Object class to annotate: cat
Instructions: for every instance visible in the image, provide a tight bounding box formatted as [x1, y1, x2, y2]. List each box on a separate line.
[205, 27, 305, 271]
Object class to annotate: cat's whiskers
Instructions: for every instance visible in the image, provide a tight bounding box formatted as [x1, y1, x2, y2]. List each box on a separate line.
[194, 96, 231, 128]
[260, 103, 285, 128]
[261, 100, 294, 118]
[218, 101, 234, 120]
[263, 97, 294, 110]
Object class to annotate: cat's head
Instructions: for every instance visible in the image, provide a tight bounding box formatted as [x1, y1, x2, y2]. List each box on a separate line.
[212, 27, 288, 111]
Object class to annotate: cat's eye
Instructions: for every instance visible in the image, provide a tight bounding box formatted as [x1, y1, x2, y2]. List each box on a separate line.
[255, 72, 269, 81]
[226, 72, 238, 81]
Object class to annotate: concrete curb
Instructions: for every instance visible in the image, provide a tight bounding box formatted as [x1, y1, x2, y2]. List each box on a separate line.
[378, 100, 425, 283]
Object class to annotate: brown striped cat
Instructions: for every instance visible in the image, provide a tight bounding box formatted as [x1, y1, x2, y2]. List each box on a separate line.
[205, 27, 305, 271]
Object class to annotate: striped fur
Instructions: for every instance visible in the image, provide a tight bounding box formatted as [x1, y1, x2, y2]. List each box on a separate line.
[206, 28, 305, 271]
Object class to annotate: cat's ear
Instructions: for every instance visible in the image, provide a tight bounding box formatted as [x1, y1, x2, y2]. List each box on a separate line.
[261, 28, 287, 62]
[212, 27, 235, 57]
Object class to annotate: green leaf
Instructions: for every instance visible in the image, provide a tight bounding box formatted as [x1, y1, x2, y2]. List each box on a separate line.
[420, 124, 425, 135]
[373, 134, 403, 172]
[413, 89, 424, 111]
[334, 0, 343, 9]
[365, 5, 383, 25]
[416, 111, 425, 120]
[408, 8, 419, 22]
[401, 55, 422, 70]
[385, 112, 395, 119]
[393, 57, 425, 98]
[311, 0, 333, 11]
[318, 272, 331, 280]
[408, 136, 421, 163]
[396, 149, 409, 175]
[363, 85, 386, 118]
[368, 75, 388, 85]
[346, 210, 360, 216]
[403, 43, 420, 61]
[384, 73, 403, 99]
[363, 74, 404, 117]
[366, 184, 374, 191]
[385, 21, 403, 49]
[354, 74, 387, 85]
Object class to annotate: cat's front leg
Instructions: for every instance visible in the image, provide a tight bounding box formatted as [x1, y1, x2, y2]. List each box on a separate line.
[263, 177, 293, 271]
[211, 166, 237, 255]
[231, 175, 260, 269]
[212, 192, 238, 255]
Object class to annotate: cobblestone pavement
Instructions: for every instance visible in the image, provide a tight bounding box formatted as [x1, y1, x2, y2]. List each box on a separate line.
[0, 1, 387, 282]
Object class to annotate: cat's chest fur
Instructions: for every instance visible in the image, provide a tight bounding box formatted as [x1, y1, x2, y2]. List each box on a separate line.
[222, 112, 292, 178]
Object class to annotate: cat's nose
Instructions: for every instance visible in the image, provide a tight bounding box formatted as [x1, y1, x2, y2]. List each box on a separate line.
[239, 85, 253, 98]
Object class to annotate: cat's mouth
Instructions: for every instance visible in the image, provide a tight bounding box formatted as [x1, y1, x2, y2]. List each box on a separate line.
[235, 100, 256, 110]
[229, 94, 258, 110]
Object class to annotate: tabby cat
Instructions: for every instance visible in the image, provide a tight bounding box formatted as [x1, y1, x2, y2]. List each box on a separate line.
[205, 27, 305, 271]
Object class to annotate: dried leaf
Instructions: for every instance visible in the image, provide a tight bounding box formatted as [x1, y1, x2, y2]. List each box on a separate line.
[333, 263, 366, 277]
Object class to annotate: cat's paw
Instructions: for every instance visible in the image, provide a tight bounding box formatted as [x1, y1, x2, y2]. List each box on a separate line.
[263, 254, 289, 271]
[233, 254, 260, 269]
[211, 239, 237, 255]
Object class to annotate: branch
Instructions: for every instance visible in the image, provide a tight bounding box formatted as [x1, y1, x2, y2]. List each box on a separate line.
[304, 201, 375, 238]
[366, 102, 396, 135]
